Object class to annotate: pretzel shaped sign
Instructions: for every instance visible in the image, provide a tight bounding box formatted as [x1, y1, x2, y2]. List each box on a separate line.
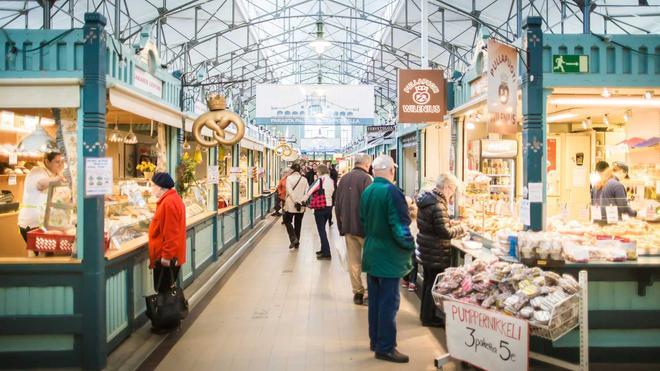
[192, 94, 245, 147]
[274, 142, 293, 157]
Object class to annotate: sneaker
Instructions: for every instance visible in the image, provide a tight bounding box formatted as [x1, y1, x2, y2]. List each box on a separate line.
[408, 283, 417, 292]
[315, 250, 323, 255]
[375, 348, 409, 363]
[271, 211, 282, 216]
[353, 293, 364, 305]
[316, 255, 331, 260]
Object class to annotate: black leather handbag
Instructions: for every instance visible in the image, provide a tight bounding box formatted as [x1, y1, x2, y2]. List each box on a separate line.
[145, 262, 189, 329]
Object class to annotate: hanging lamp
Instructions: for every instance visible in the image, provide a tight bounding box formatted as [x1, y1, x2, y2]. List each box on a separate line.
[17, 116, 57, 153]
[108, 118, 124, 143]
[124, 120, 138, 144]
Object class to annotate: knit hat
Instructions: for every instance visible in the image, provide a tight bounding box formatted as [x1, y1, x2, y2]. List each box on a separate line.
[151, 172, 175, 189]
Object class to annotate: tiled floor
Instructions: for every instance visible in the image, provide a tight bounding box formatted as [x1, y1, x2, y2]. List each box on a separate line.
[153, 212, 458, 371]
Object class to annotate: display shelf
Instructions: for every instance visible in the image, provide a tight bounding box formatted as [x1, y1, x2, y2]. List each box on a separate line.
[0, 174, 26, 177]
[218, 206, 237, 215]
[104, 235, 148, 260]
[0, 256, 81, 264]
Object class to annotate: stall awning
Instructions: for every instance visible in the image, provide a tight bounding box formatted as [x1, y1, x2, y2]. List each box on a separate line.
[0, 78, 81, 108]
[108, 85, 183, 129]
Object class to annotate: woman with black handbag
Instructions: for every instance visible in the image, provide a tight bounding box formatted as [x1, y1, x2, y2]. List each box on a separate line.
[146, 172, 188, 334]
[305, 164, 335, 260]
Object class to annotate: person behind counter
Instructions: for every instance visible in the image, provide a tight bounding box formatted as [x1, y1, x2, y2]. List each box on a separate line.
[592, 161, 637, 219]
[18, 151, 67, 244]
[148, 172, 186, 334]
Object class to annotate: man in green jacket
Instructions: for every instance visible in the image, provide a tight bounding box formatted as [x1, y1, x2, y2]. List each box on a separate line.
[360, 154, 415, 364]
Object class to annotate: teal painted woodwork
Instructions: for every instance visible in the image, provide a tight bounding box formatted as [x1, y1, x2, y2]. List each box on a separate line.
[194, 224, 214, 269]
[0, 29, 84, 76]
[0, 286, 73, 316]
[241, 204, 251, 232]
[0, 335, 73, 352]
[224, 212, 237, 244]
[553, 329, 660, 348]
[132, 258, 152, 318]
[256, 199, 263, 219]
[180, 235, 194, 282]
[588, 281, 660, 310]
[542, 34, 660, 87]
[105, 270, 128, 341]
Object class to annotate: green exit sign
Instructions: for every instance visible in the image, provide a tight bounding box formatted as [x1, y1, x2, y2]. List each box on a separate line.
[552, 55, 589, 73]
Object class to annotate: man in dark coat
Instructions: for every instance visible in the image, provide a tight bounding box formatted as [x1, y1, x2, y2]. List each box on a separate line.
[335, 153, 373, 305]
[415, 173, 466, 327]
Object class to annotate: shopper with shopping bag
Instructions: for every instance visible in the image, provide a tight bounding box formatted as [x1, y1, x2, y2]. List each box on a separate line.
[305, 164, 335, 260]
[360, 155, 415, 364]
[146, 172, 188, 334]
[283, 163, 309, 250]
[335, 153, 373, 305]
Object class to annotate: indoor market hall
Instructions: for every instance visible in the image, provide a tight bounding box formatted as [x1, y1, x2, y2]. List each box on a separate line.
[1, 1, 659, 371]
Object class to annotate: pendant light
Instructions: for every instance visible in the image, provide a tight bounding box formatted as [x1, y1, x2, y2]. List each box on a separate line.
[309, 21, 331, 54]
[182, 133, 191, 150]
[124, 119, 138, 144]
[108, 118, 124, 143]
[17, 116, 57, 153]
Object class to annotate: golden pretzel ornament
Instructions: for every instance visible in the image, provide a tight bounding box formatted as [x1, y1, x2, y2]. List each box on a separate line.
[192, 94, 245, 147]
[274, 142, 293, 157]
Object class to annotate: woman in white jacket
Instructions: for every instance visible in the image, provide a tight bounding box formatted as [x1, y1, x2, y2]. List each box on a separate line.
[305, 164, 335, 260]
[284, 163, 309, 250]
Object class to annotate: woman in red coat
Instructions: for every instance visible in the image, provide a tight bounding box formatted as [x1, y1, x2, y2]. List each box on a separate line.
[148, 172, 186, 296]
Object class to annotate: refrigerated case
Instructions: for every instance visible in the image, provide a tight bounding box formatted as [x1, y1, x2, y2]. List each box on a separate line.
[470, 139, 517, 211]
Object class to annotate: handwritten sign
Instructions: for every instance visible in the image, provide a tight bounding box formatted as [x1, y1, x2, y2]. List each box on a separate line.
[8, 175, 16, 186]
[208, 166, 219, 185]
[444, 300, 528, 371]
[229, 167, 241, 182]
[8, 153, 17, 165]
[520, 200, 531, 226]
[528, 183, 543, 203]
[605, 206, 619, 224]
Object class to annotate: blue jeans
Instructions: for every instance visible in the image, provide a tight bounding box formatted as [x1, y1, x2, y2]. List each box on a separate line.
[314, 207, 332, 256]
[367, 275, 400, 354]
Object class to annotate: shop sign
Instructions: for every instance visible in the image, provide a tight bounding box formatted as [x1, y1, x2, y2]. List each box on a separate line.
[397, 69, 447, 123]
[481, 139, 517, 158]
[208, 166, 219, 185]
[401, 134, 417, 148]
[85, 157, 113, 197]
[444, 300, 528, 371]
[470, 76, 487, 98]
[487, 40, 518, 135]
[552, 55, 589, 73]
[134, 68, 163, 98]
[366, 125, 396, 146]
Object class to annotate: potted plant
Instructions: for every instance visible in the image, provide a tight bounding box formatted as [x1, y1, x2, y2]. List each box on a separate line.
[136, 160, 156, 180]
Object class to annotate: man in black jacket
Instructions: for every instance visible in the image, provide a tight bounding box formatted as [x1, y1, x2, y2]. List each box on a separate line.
[335, 153, 373, 305]
[415, 173, 466, 326]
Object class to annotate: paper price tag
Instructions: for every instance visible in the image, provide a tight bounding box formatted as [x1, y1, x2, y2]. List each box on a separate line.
[444, 300, 528, 371]
[208, 166, 219, 185]
[579, 207, 589, 221]
[8, 153, 17, 165]
[560, 204, 569, 221]
[605, 206, 619, 224]
[528, 182, 543, 203]
[8, 175, 16, 185]
[520, 200, 531, 226]
[591, 206, 602, 221]
[464, 254, 473, 265]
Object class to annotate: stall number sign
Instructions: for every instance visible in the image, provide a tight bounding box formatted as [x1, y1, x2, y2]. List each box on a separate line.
[552, 55, 589, 73]
[444, 300, 528, 371]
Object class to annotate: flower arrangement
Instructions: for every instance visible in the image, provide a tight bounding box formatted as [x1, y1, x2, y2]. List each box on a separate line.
[176, 151, 201, 194]
[136, 161, 156, 173]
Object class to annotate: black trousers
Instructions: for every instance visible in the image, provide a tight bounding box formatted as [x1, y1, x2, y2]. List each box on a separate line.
[420, 266, 444, 324]
[273, 197, 282, 212]
[283, 212, 304, 244]
[153, 264, 181, 293]
[19, 226, 35, 242]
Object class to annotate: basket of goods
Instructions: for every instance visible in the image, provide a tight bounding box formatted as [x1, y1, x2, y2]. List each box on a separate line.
[432, 259, 580, 341]
[27, 229, 110, 254]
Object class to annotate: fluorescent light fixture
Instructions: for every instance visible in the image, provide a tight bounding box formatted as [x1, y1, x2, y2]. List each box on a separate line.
[548, 96, 660, 108]
[601, 87, 611, 98]
[547, 112, 577, 123]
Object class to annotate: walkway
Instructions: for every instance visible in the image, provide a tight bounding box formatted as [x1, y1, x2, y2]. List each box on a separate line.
[147, 212, 458, 371]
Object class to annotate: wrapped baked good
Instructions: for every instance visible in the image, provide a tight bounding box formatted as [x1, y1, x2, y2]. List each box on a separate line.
[558, 274, 579, 294]
[519, 306, 534, 319]
[481, 294, 497, 308]
[530, 296, 544, 309]
[533, 310, 551, 324]
[544, 271, 561, 285]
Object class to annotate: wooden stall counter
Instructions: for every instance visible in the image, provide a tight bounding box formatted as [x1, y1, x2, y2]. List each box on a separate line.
[0, 211, 29, 257]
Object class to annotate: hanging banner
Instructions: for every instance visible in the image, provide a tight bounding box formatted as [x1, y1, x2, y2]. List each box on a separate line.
[366, 125, 396, 146]
[444, 300, 529, 371]
[397, 69, 446, 123]
[487, 40, 518, 134]
[255, 85, 374, 126]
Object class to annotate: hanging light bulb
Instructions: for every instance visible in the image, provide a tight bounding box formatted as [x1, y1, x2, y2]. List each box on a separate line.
[581, 120, 588, 129]
[109, 118, 124, 143]
[601, 87, 611, 98]
[124, 121, 138, 144]
[466, 121, 476, 130]
[586, 116, 592, 126]
[644, 91, 653, 100]
[182, 133, 191, 150]
[309, 21, 331, 54]
[623, 110, 630, 123]
[603, 114, 609, 127]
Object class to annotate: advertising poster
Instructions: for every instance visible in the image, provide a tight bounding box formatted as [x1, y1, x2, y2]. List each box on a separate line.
[487, 40, 518, 135]
[256, 84, 374, 126]
[366, 125, 396, 146]
[397, 69, 446, 123]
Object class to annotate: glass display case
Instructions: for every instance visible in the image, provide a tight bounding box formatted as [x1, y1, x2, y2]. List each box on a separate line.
[43, 183, 76, 232]
[184, 181, 209, 218]
[105, 179, 154, 249]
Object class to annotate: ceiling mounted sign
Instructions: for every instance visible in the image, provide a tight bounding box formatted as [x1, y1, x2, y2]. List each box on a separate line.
[397, 69, 446, 123]
[192, 94, 245, 147]
[487, 39, 518, 135]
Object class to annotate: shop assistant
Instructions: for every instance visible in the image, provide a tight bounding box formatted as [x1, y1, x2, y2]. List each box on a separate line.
[592, 161, 637, 219]
[17, 151, 67, 242]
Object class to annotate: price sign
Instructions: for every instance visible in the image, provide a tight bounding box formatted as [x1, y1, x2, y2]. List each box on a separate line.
[444, 300, 528, 371]
[579, 206, 589, 221]
[520, 200, 530, 226]
[8, 175, 16, 185]
[8, 153, 17, 165]
[591, 206, 602, 221]
[85, 157, 113, 196]
[528, 182, 543, 203]
[605, 206, 619, 224]
[208, 166, 219, 185]
[229, 167, 241, 182]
